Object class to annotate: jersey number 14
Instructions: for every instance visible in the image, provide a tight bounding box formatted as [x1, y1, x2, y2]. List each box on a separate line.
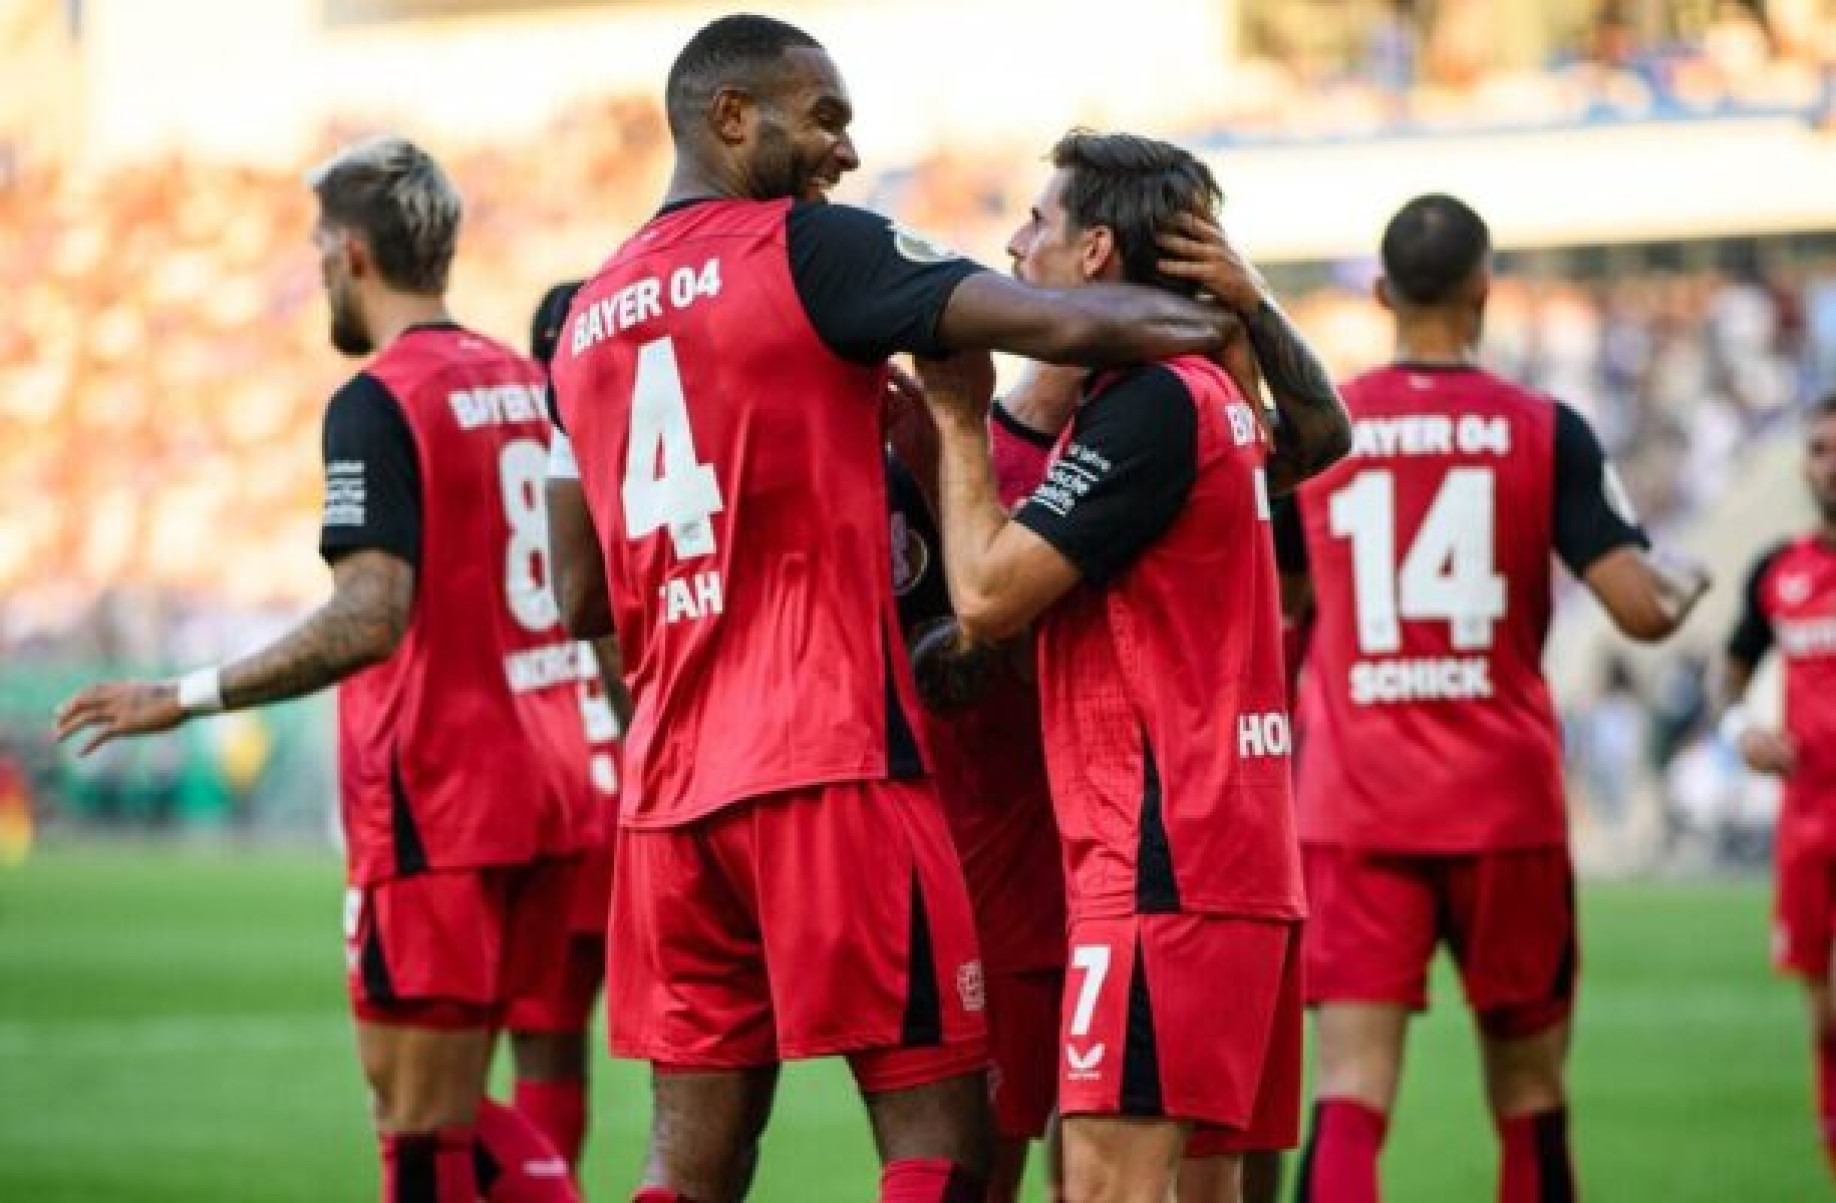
[1328, 467, 1507, 654]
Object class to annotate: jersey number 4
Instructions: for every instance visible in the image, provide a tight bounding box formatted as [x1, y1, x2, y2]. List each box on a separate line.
[1328, 467, 1507, 654]
[624, 338, 724, 560]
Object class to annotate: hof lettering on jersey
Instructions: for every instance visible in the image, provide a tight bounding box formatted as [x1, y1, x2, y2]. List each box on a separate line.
[1778, 617, 1836, 659]
[1237, 711, 1292, 759]
[571, 259, 723, 356]
[449, 384, 545, 431]
[659, 570, 725, 625]
[1352, 414, 1511, 459]
[1350, 657, 1493, 705]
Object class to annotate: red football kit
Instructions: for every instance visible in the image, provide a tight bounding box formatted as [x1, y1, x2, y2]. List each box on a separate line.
[1014, 356, 1303, 1144]
[318, 322, 613, 1021]
[894, 418, 1066, 1140]
[1728, 535, 1836, 976]
[551, 197, 989, 1081]
[1281, 363, 1644, 1029]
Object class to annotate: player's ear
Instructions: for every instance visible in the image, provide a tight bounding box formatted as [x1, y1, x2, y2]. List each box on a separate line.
[1373, 275, 1395, 313]
[1080, 226, 1117, 283]
[710, 87, 753, 146]
[342, 233, 374, 282]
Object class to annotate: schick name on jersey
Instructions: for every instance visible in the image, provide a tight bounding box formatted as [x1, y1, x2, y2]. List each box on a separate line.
[1349, 656, 1494, 704]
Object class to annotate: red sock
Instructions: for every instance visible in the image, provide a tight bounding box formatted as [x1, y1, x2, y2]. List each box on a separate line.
[879, 1158, 983, 1202]
[1297, 1098, 1387, 1203]
[1496, 1108, 1574, 1203]
[381, 1127, 476, 1203]
[476, 1099, 580, 1203]
[515, 1078, 589, 1167]
[1816, 1032, 1836, 1175]
[632, 1190, 696, 1202]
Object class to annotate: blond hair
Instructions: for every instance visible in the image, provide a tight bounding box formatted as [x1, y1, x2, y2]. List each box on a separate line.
[308, 135, 461, 293]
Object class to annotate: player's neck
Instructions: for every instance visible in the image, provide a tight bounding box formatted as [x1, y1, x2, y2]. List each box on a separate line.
[664, 159, 738, 208]
[368, 294, 452, 350]
[1818, 518, 1836, 550]
[1392, 313, 1478, 367]
[1392, 336, 1478, 368]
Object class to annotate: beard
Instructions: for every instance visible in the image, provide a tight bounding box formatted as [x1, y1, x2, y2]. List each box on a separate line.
[328, 289, 373, 357]
[749, 118, 815, 202]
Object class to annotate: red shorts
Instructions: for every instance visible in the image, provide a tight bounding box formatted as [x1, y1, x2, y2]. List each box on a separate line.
[1302, 845, 1577, 1038]
[503, 842, 613, 1033]
[987, 968, 1063, 1140]
[607, 779, 988, 1091]
[345, 856, 579, 1028]
[1774, 840, 1836, 979]
[1058, 913, 1302, 1148]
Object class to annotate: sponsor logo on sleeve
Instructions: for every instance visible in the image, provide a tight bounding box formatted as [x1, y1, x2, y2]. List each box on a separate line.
[889, 221, 960, 265]
[323, 460, 367, 528]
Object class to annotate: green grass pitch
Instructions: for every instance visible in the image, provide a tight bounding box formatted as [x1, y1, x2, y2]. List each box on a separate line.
[0, 847, 1821, 1200]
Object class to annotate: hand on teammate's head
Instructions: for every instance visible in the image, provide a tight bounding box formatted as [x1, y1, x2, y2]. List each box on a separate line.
[1155, 210, 1269, 318]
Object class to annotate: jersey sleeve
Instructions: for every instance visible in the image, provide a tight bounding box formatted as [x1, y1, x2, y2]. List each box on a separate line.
[319, 373, 422, 567]
[888, 451, 952, 632]
[1013, 365, 1198, 585]
[785, 202, 989, 364]
[989, 399, 1059, 509]
[1726, 543, 1787, 667]
[1551, 402, 1649, 576]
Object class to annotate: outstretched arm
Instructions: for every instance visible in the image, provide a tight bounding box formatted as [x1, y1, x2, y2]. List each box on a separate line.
[1714, 548, 1792, 776]
[1157, 212, 1352, 494]
[55, 550, 413, 755]
[936, 271, 1238, 368]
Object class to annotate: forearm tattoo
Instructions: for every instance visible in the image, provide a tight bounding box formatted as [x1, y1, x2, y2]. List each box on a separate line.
[1245, 299, 1353, 492]
[221, 555, 413, 709]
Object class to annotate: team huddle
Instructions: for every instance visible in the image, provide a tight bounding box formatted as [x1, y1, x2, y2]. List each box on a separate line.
[51, 11, 1836, 1203]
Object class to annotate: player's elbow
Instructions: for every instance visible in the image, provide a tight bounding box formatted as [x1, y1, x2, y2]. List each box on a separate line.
[954, 592, 1028, 646]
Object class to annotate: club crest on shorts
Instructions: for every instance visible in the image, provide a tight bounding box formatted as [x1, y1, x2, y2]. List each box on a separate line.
[956, 960, 986, 1013]
[890, 512, 931, 597]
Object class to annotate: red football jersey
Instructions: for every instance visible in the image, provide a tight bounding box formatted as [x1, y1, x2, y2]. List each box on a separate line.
[1744, 537, 1836, 852]
[1292, 365, 1568, 852]
[338, 326, 610, 885]
[551, 199, 944, 828]
[1027, 356, 1304, 921]
[921, 411, 1065, 975]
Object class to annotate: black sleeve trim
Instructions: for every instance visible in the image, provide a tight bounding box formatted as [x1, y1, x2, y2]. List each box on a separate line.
[1726, 542, 1788, 666]
[1551, 401, 1649, 577]
[786, 202, 987, 364]
[319, 373, 422, 568]
[991, 399, 1059, 449]
[1013, 365, 1198, 584]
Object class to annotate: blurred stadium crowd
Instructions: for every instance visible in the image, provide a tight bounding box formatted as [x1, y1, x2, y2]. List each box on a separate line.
[6, 0, 1836, 865]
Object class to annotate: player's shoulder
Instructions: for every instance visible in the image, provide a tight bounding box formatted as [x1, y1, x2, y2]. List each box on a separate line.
[1088, 361, 1195, 414]
[1755, 534, 1822, 582]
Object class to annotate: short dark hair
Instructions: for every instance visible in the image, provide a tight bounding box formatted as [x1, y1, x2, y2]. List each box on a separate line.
[530, 280, 583, 368]
[1050, 129, 1221, 297]
[1811, 392, 1836, 421]
[665, 14, 823, 137]
[309, 135, 461, 293]
[1380, 194, 1491, 306]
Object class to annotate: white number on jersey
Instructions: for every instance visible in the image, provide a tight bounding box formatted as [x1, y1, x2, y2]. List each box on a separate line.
[499, 438, 559, 632]
[623, 337, 723, 560]
[1068, 944, 1112, 1039]
[1328, 467, 1507, 654]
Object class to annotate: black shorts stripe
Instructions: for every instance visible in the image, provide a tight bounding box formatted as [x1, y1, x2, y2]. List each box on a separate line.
[1119, 935, 1164, 1116]
[472, 1138, 501, 1195]
[361, 913, 396, 1005]
[901, 871, 943, 1046]
[883, 623, 925, 780]
[1135, 734, 1180, 913]
[390, 750, 429, 877]
[1551, 870, 1578, 1003]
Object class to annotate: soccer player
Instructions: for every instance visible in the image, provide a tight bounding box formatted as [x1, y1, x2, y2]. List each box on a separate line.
[1279, 194, 1711, 1203]
[917, 130, 1352, 1203]
[500, 280, 633, 1174]
[55, 137, 606, 1203]
[1719, 394, 1836, 1177]
[545, 16, 1245, 1203]
[892, 366, 1072, 1203]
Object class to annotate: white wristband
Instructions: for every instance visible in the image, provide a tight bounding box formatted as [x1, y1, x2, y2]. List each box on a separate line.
[1717, 704, 1750, 746]
[176, 667, 225, 715]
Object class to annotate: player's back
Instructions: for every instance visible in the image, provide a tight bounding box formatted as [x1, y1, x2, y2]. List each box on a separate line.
[1034, 355, 1300, 922]
[1293, 363, 1564, 852]
[553, 198, 924, 827]
[342, 324, 603, 883]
